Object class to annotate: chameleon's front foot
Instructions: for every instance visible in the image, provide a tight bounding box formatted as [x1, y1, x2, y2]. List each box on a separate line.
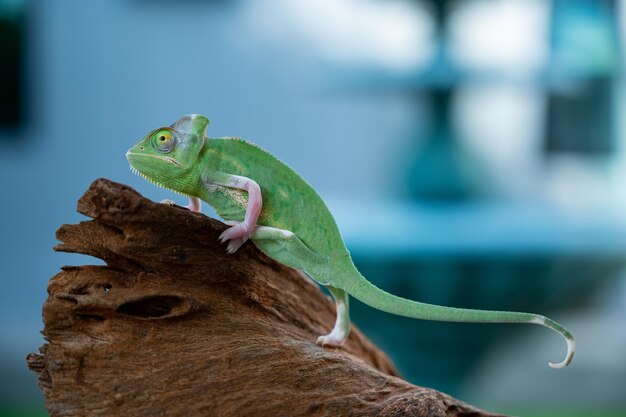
[219, 221, 254, 254]
[160, 199, 176, 206]
[159, 197, 202, 213]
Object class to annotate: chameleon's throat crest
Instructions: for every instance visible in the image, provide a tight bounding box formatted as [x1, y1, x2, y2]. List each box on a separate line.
[128, 165, 193, 198]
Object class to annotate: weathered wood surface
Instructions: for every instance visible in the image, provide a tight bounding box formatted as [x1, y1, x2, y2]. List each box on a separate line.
[27, 178, 507, 417]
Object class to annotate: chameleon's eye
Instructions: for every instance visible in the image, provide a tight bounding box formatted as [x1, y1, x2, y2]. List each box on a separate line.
[152, 129, 175, 153]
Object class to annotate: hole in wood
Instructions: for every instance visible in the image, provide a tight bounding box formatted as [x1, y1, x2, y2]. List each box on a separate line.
[117, 295, 184, 318]
[105, 225, 124, 236]
[76, 313, 106, 322]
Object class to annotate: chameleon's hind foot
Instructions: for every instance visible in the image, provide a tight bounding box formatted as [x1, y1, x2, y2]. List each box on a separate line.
[316, 286, 351, 348]
[225, 237, 247, 254]
[316, 333, 346, 348]
[219, 221, 253, 253]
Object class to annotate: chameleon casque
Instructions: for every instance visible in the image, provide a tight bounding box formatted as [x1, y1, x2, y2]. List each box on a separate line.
[127, 114, 574, 368]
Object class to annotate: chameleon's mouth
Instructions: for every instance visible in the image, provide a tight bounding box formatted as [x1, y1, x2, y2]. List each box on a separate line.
[126, 151, 183, 167]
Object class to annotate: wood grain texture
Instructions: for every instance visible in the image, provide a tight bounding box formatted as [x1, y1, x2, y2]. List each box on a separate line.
[27, 178, 507, 417]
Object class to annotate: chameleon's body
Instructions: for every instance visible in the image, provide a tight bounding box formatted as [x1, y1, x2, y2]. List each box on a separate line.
[198, 139, 347, 257]
[127, 114, 575, 368]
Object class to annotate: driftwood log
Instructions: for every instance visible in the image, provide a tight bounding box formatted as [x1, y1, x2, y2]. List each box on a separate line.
[27, 178, 506, 417]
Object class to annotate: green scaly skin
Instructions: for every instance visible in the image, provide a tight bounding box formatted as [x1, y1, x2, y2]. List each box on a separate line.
[127, 114, 575, 368]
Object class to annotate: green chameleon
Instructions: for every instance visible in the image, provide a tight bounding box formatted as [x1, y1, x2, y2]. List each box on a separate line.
[127, 114, 574, 368]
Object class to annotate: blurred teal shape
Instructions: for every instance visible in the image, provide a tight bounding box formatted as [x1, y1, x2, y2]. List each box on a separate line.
[545, 0, 620, 155]
[551, 0, 620, 77]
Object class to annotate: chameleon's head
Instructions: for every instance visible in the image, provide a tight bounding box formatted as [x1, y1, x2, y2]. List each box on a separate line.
[126, 114, 209, 188]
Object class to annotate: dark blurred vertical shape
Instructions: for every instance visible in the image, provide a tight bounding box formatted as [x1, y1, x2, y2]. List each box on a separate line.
[0, 5, 24, 130]
[545, 0, 620, 155]
[406, 0, 474, 201]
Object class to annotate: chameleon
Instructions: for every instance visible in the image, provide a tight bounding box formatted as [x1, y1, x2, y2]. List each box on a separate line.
[126, 114, 574, 368]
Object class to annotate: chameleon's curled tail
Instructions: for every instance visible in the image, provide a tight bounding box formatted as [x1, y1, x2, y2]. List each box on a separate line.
[340, 268, 575, 368]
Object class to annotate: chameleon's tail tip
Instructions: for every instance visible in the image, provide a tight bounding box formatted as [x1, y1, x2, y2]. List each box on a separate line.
[548, 335, 575, 369]
[534, 315, 575, 369]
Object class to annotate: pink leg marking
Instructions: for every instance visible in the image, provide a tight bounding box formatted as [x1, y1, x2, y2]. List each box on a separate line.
[218, 178, 262, 252]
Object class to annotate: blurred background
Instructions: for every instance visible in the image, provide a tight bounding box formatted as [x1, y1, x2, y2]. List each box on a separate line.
[1, 0, 626, 415]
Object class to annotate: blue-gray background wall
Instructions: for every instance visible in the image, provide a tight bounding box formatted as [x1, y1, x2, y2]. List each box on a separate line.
[1, 1, 626, 415]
